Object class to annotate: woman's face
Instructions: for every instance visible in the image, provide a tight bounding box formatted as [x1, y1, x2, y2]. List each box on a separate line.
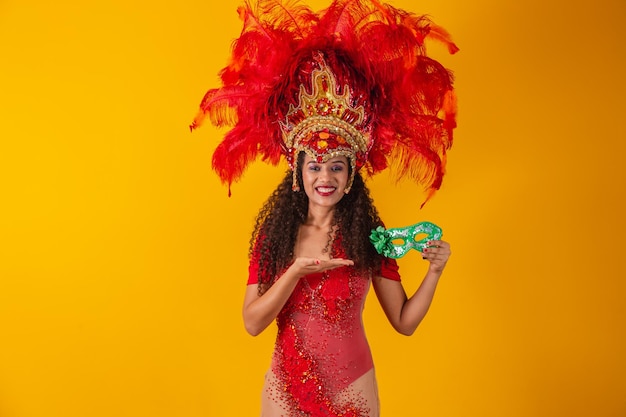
[301, 154, 349, 209]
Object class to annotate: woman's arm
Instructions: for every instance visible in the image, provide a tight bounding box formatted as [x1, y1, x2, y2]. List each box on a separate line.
[372, 240, 451, 336]
[242, 257, 354, 336]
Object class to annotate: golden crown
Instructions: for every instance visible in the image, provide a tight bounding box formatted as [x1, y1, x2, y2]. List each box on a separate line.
[279, 56, 372, 192]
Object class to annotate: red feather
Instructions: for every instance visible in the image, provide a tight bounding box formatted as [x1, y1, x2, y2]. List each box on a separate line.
[258, 0, 317, 38]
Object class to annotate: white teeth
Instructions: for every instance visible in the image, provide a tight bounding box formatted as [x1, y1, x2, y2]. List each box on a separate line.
[317, 187, 335, 193]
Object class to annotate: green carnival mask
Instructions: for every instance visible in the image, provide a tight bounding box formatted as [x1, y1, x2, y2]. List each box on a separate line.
[369, 221, 443, 259]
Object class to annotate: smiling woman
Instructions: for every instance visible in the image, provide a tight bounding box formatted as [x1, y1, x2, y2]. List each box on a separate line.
[242, 153, 451, 416]
[190, 1, 457, 415]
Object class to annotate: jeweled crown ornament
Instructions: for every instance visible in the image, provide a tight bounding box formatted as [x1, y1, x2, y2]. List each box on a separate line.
[280, 55, 373, 193]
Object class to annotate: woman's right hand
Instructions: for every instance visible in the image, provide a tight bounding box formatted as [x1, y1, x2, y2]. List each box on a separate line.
[290, 257, 354, 278]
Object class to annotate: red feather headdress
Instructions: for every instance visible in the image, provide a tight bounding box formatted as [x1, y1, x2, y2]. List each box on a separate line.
[191, 0, 458, 203]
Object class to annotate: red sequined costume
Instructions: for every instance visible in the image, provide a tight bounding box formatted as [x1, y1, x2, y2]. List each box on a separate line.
[248, 239, 400, 417]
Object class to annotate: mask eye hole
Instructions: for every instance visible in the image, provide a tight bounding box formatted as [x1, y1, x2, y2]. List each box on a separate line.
[391, 238, 406, 246]
[413, 233, 429, 243]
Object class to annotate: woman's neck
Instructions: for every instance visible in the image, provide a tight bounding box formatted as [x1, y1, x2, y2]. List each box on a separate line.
[305, 205, 335, 229]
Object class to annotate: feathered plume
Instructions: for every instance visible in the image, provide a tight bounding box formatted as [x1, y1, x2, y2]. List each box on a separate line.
[191, 0, 458, 203]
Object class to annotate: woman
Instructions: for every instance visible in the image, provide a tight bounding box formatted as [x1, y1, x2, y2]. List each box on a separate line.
[243, 152, 451, 416]
[190, 1, 458, 415]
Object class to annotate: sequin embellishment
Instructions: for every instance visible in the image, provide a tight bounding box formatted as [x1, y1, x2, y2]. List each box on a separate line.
[265, 266, 376, 416]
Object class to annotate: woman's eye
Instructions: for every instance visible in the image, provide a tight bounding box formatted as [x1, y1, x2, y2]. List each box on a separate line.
[308, 165, 320, 172]
[331, 165, 343, 172]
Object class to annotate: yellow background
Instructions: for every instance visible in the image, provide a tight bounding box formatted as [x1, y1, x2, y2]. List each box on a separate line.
[1, 0, 625, 416]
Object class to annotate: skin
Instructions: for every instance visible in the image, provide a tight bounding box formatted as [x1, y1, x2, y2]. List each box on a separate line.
[242, 154, 451, 336]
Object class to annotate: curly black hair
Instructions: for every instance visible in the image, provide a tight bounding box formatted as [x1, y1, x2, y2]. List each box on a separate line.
[249, 152, 385, 295]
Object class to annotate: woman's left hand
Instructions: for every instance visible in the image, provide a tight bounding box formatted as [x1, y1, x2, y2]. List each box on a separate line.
[421, 240, 451, 274]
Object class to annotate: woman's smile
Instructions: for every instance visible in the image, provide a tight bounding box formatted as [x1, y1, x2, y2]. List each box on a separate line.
[315, 185, 337, 196]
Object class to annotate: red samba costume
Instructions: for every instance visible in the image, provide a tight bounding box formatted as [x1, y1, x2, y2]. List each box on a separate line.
[191, 1, 457, 415]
